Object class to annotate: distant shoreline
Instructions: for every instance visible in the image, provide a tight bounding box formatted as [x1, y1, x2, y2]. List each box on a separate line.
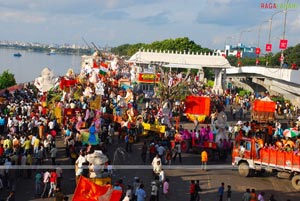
[0, 45, 92, 56]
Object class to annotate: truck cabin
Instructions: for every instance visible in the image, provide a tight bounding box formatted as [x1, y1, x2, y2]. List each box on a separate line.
[233, 137, 258, 160]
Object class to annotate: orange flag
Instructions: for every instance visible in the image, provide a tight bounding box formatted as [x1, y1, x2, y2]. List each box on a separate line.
[109, 190, 123, 201]
[72, 176, 109, 201]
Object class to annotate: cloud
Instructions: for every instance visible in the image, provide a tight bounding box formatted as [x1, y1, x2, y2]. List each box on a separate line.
[0, 10, 46, 23]
[196, 1, 266, 27]
[289, 14, 300, 32]
[93, 10, 130, 20]
[138, 12, 171, 26]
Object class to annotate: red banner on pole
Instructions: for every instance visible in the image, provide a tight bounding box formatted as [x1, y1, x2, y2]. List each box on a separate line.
[255, 48, 261, 55]
[279, 39, 288, 49]
[236, 51, 241, 58]
[265, 44, 272, 52]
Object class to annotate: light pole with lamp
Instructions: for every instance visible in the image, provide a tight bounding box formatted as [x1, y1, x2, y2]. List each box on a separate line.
[237, 29, 251, 67]
[256, 20, 268, 65]
[224, 36, 234, 57]
[280, 0, 289, 67]
[266, 10, 284, 66]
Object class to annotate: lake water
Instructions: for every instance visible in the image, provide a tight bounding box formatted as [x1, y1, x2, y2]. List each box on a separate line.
[0, 48, 83, 83]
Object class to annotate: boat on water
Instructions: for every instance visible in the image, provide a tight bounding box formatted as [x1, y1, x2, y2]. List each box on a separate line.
[47, 49, 56, 55]
[13, 53, 22, 57]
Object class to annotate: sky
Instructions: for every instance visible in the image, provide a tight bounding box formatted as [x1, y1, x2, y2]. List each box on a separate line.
[1, 0, 300, 53]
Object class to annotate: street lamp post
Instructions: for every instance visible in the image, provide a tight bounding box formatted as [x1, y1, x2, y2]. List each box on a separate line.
[224, 36, 234, 56]
[256, 21, 268, 65]
[237, 29, 251, 67]
[266, 10, 284, 66]
[257, 21, 268, 50]
[281, 0, 290, 67]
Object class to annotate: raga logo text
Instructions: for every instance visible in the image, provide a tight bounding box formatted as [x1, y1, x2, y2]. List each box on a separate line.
[260, 2, 299, 9]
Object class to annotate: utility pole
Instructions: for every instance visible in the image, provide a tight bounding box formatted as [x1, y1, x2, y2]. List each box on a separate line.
[280, 0, 290, 67]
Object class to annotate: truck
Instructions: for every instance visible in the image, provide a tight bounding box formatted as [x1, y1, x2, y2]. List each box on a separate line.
[232, 136, 300, 191]
[251, 97, 276, 123]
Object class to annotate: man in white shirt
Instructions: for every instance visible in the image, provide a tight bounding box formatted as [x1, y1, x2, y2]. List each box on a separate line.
[41, 170, 50, 198]
[75, 150, 86, 183]
[48, 120, 54, 130]
[172, 142, 182, 163]
[242, 122, 251, 136]
[152, 155, 162, 176]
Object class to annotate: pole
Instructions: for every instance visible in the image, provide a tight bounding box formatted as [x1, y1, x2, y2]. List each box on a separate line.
[257, 21, 268, 65]
[280, 0, 289, 67]
[237, 29, 251, 67]
[224, 36, 233, 56]
[267, 10, 284, 66]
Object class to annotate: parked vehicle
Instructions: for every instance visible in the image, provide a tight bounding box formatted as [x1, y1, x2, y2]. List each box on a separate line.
[232, 136, 300, 191]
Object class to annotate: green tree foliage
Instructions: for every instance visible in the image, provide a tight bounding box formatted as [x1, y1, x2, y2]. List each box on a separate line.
[226, 55, 238, 66]
[226, 44, 300, 67]
[268, 44, 300, 67]
[203, 67, 214, 80]
[0, 70, 16, 90]
[111, 37, 211, 57]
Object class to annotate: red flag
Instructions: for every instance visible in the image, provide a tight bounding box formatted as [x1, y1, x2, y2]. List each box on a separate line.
[279, 39, 288, 49]
[236, 51, 241, 58]
[72, 176, 109, 201]
[265, 44, 272, 52]
[100, 62, 108, 68]
[255, 48, 261, 55]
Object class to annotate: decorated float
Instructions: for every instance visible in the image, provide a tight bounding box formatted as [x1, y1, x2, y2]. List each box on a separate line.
[251, 96, 276, 123]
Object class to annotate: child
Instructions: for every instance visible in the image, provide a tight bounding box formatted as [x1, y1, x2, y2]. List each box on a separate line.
[227, 185, 231, 201]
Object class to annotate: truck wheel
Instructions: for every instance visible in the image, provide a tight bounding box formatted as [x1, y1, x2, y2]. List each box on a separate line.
[238, 162, 250, 177]
[292, 175, 300, 191]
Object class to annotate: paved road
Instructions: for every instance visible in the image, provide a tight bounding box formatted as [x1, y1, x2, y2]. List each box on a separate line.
[8, 113, 300, 201]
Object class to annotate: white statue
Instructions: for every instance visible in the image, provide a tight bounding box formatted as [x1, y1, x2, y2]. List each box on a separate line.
[161, 101, 172, 126]
[95, 80, 105, 96]
[34, 67, 56, 92]
[214, 110, 228, 142]
[111, 57, 119, 71]
[86, 150, 108, 178]
[130, 66, 136, 83]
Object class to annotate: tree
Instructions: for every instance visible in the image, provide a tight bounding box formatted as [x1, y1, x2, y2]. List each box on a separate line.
[154, 66, 192, 104]
[226, 55, 238, 66]
[0, 70, 16, 90]
[111, 37, 212, 57]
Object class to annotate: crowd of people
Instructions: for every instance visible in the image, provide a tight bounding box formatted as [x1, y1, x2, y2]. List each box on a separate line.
[0, 50, 299, 201]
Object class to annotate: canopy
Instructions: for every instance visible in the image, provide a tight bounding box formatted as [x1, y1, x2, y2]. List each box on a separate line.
[185, 96, 210, 116]
[253, 98, 276, 113]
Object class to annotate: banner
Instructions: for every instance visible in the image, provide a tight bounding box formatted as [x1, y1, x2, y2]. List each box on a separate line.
[253, 99, 276, 113]
[279, 39, 288, 49]
[137, 73, 160, 83]
[265, 44, 272, 52]
[255, 48, 261, 55]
